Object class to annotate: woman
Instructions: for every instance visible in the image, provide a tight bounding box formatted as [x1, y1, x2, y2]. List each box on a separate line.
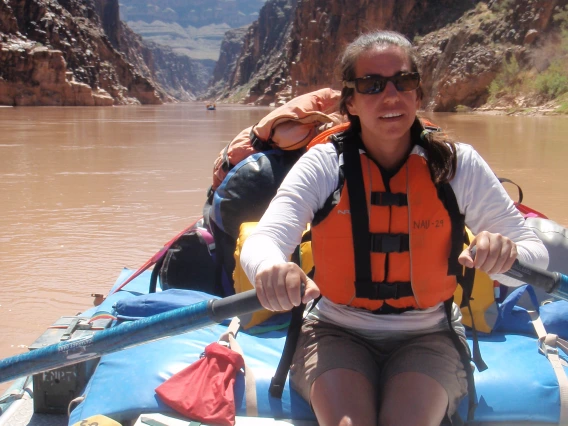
[240, 31, 548, 426]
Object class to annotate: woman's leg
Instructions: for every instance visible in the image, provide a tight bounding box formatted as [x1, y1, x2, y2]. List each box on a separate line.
[310, 368, 377, 426]
[377, 332, 468, 426]
[378, 372, 448, 426]
[290, 319, 383, 426]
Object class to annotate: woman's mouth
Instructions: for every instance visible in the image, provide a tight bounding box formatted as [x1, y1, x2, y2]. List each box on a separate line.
[380, 112, 403, 119]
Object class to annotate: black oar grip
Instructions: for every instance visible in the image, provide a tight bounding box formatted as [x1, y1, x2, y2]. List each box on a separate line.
[207, 282, 307, 323]
[505, 260, 558, 293]
[470, 246, 568, 300]
[207, 289, 262, 323]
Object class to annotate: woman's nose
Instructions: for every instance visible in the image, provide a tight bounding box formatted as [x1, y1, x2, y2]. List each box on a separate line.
[382, 80, 399, 97]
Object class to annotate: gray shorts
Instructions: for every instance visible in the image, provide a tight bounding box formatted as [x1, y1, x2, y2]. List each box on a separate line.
[289, 318, 469, 418]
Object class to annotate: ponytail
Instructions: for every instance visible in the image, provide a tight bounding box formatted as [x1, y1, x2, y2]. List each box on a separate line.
[412, 118, 457, 184]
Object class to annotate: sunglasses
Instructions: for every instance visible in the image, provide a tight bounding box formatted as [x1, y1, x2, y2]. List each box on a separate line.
[343, 72, 421, 95]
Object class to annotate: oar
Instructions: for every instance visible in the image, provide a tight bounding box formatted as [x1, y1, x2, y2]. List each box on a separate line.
[0, 289, 263, 384]
[503, 258, 568, 301]
[470, 247, 568, 301]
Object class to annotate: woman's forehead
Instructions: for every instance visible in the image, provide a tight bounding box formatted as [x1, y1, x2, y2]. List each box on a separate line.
[355, 45, 412, 76]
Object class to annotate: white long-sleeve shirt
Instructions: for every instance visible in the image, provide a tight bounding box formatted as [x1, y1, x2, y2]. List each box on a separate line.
[240, 142, 549, 342]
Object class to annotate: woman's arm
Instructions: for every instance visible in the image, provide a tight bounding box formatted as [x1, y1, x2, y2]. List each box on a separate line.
[240, 144, 340, 308]
[451, 143, 549, 285]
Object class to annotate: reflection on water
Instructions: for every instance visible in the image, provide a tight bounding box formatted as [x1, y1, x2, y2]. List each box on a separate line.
[0, 104, 566, 392]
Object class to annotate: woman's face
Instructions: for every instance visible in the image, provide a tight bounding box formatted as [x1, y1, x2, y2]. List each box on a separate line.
[346, 45, 421, 148]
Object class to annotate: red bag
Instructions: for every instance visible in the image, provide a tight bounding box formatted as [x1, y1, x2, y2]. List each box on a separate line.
[155, 341, 245, 426]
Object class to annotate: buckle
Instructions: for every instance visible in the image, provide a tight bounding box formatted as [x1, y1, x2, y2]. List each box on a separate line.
[250, 129, 271, 151]
[377, 283, 399, 299]
[539, 335, 559, 356]
[370, 192, 407, 207]
[355, 282, 399, 300]
[371, 234, 409, 253]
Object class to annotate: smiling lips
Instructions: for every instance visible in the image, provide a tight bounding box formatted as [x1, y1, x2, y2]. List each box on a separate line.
[380, 112, 403, 119]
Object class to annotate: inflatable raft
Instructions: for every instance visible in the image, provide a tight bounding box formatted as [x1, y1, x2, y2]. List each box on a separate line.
[1, 217, 567, 426]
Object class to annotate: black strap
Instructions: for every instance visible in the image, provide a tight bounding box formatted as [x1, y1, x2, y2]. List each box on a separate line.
[371, 303, 415, 315]
[149, 256, 165, 293]
[371, 233, 409, 253]
[269, 303, 305, 398]
[342, 138, 373, 297]
[444, 298, 478, 422]
[355, 281, 413, 300]
[370, 192, 407, 206]
[498, 177, 523, 203]
[250, 128, 272, 151]
[437, 182, 465, 277]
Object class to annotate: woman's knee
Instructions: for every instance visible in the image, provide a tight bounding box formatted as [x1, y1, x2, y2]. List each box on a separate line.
[378, 372, 448, 426]
[310, 368, 378, 426]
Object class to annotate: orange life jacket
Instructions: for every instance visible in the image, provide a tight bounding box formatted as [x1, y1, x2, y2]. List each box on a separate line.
[311, 132, 462, 312]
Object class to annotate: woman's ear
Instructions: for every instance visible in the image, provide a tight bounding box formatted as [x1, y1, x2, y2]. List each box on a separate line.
[346, 95, 358, 117]
[415, 86, 423, 109]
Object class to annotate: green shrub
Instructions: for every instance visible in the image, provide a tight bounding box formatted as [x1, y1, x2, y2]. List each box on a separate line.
[554, 5, 568, 30]
[492, 0, 515, 13]
[555, 93, 568, 114]
[534, 59, 568, 98]
[488, 55, 521, 101]
[455, 105, 472, 113]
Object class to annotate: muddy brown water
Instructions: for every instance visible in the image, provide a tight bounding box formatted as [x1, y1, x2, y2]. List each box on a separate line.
[0, 104, 567, 393]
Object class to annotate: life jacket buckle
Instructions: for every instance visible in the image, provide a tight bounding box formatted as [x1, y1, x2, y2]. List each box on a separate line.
[371, 234, 409, 253]
[355, 281, 399, 300]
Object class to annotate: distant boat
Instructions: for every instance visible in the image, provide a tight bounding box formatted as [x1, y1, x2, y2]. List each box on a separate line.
[206, 103, 216, 110]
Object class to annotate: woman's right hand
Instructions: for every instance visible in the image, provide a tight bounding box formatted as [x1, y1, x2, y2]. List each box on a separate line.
[254, 262, 321, 311]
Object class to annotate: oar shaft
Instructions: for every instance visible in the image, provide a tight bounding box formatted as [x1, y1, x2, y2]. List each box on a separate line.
[0, 290, 262, 384]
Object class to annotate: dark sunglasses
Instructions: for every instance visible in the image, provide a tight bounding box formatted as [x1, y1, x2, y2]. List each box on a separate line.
[343, 72, 421, 95]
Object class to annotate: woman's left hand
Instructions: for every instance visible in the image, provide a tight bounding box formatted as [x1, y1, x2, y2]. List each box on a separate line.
[458, 231, 518, 275]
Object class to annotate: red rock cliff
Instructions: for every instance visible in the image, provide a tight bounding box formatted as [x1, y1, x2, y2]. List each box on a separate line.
[211, 0, 568, 111]
[0, 0, 165, 106]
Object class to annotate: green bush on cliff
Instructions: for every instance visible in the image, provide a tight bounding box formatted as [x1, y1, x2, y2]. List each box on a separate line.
[488, 55, 521, 101]
[489, 6, 568, 105]
[533, 59, 568, 98]
[533, 7, 568, 100]
[556, 94, 568, 114]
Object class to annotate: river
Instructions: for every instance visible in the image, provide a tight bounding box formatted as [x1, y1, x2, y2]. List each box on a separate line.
[0, 104, 567, 393]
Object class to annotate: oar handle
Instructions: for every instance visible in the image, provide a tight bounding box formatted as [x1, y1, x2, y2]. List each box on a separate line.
[470, 247, 568, 301]
[504, 258, 568, 301]
[208, 289, 262, 322]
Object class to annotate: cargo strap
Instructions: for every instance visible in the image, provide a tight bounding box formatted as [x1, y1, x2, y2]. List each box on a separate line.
[444, 299, 479, 423]
[219, 317, 258, 416]
[529, 310, 568, 425]
[269, 302, 307, 397]
[269, 295, 321, 398]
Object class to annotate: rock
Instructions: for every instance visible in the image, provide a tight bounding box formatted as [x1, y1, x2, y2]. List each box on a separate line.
[524, 29, 538, 45]
[210, 0, 568, 111]
[0, 0, 167, 106]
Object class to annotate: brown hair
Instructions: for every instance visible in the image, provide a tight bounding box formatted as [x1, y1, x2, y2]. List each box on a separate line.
[338, 30, 456, 184]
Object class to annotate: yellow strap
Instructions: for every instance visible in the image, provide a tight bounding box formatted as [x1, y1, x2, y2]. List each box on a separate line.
[72, 414, 122, 426]
[218, 317, 258, 417]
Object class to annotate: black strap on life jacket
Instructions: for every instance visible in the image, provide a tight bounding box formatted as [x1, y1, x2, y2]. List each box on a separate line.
[444, 298, 477, 423]
[343, 133, 487, 421]
[436, 183, 487, 372]
[342, 135, 414, 312]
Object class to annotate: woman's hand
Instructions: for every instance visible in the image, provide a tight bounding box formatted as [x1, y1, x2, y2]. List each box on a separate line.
[254, 262, 321, 311]
[458, 231, 518, 275]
